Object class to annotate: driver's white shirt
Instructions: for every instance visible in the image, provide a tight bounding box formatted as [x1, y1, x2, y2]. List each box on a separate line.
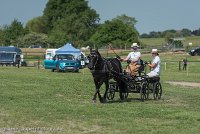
[151, 56, 161, 74]
[127, 51, 141, 62]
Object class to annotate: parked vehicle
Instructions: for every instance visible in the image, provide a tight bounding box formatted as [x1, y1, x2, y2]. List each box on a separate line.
[45, 49, 58, 60]
[188, 46, 200, 56]
[44, 54, 80, 72]
[0, 46, 23, 66]
[29, 45, 42, 48]
[77, 52, 89, 68]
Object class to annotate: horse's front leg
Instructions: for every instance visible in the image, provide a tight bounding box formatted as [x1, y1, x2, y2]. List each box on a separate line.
[92, 80, 103, 103]
[92, 80, 98, 103]
[103, 80, 109, 103]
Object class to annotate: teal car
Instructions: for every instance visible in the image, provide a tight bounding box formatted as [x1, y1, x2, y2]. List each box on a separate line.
[44, 54, 80, 72]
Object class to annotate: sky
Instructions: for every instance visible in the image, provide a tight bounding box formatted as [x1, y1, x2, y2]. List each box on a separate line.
[0, 0, 200, 34]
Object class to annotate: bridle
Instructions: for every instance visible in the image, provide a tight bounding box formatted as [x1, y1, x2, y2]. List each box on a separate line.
[88, 51, 100, 70]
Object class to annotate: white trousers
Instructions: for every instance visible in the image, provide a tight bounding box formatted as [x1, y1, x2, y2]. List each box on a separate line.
[147, 71, 159, 77]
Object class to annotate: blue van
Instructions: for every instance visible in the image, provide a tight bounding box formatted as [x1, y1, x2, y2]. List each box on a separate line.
[0, 46, 22, 66]
[44, 54, 80, 72]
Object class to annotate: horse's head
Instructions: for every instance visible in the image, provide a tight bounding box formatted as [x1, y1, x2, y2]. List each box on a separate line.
[87, 48, 101, 70]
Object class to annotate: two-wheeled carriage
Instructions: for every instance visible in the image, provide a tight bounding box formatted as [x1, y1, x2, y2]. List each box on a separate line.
[87, 47, 162, 103]
[107, 68, 162, 101]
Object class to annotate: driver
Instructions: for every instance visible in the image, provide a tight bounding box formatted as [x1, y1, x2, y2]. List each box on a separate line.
[122, 43, 141, 76]
[145, 49, 161, 77]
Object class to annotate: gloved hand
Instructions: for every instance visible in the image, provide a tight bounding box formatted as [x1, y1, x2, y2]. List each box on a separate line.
[127, 60, 131, 64]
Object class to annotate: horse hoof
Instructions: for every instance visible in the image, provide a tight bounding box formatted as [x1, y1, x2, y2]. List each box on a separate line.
[103, 98, 107, 103]
[100, 98, 106, 103]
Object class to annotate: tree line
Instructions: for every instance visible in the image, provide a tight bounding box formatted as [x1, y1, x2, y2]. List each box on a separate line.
[0, 0, 138, 49]
[140, 28, 200, 39]
[0, 0, 199, 49]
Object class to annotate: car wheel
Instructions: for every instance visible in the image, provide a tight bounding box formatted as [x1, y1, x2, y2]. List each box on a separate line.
[56, 65, 60, 72]
[74, 69, 79, 73]
[194, 52, 198, 56]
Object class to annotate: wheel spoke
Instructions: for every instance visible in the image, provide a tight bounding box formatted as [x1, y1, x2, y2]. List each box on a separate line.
[140, 82, 148, 101]
[154, 82, 162, 100]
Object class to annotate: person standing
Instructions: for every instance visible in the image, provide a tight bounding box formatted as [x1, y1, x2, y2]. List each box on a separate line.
[122, 43, 141, 76]
[182, 58, 187, 70]
[16, 55, 21, 68]
[146, 49, 161, 77]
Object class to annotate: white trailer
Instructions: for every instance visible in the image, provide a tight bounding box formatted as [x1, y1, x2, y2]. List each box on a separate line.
[45, 49, 58, 60]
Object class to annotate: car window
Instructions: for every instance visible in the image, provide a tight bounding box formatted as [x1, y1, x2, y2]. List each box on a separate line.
[58, 54, 75, 60]
[193, 46, 200, 49]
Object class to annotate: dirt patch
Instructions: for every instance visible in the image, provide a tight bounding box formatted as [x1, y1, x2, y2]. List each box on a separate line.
[166, 81, 200, 88]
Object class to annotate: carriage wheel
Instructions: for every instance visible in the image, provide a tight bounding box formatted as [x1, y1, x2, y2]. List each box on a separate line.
[140, 82, 148, 101]
[56, 65, 60, 72]
[153, 82, 162, 100]
[107, 89, 115, 100]
[107, 82, 117, 100]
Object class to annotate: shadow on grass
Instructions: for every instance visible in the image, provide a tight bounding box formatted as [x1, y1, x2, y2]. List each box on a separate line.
[105, 97, 164, 104]
[106, 98, 143, 104]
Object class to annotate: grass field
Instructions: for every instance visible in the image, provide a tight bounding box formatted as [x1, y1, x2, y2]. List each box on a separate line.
[140, 36, 200, 47]
[0, 53, 200, 134]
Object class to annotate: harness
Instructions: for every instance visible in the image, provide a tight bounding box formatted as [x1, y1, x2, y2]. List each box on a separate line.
[90, 59, 111, 74]
[90, 56, 121, 76]
[88, 50, 125, 82]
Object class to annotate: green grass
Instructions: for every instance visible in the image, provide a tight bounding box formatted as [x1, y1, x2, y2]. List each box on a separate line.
[140, 37, 166, 46]
[140, 36, 200, 47]
[0, 53, 200, 134]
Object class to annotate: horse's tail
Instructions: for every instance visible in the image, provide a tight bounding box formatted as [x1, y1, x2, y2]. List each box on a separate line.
[113, 72, 127, 93]
[119, 80, 127, 93]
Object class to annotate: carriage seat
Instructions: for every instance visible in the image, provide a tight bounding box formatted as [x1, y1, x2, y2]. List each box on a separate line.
[138, 59, 145, 76]
[123, 59, 146, 77]
[146, 76, 160, 83]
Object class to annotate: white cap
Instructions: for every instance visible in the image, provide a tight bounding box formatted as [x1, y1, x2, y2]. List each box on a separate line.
[151, 49, 158, 53]
[131, 43, 139, 48]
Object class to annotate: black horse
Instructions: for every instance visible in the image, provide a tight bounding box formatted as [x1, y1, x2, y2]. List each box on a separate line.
[87, 48, 125, 103]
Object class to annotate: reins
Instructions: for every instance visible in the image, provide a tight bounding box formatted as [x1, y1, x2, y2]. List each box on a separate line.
[108, 44, 121, 59]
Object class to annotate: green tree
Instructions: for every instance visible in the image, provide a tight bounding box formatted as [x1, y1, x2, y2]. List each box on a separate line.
[113, 14, 137, 29]
[1, 19, 25, 46]
[0, 27, 4, 45]
[90, 19, 139, 48]
[192, 28, 200, 36]
[149, 31, 162, 38]
[43, 0, 100, 47]
[161, 29, 176, 37]
[165, 32, 175, 42]
[17, 32, 49, 48]
[181, 28, 191, 37]
[25, 16, 47, 33]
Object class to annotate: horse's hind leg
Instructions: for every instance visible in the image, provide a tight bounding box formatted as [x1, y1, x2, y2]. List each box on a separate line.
[92, 90, 98, 103]
[117, 80, 126, 101]
[93, 89, 103, 103]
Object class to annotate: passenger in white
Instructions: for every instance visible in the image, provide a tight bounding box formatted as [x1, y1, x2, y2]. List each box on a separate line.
[146, 49, 161, 77]
[122, 43, 141, 76]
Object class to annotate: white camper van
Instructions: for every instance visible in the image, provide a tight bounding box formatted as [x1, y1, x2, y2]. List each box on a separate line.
[45, 49, 58, 60]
